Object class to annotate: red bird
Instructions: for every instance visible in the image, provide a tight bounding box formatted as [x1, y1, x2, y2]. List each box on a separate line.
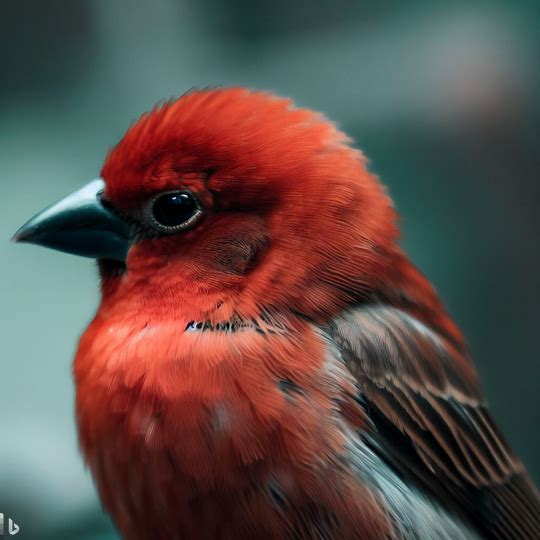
[15, 88, 540, 539]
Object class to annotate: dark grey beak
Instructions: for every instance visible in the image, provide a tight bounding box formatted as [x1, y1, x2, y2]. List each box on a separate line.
[13, 179, 130, 261]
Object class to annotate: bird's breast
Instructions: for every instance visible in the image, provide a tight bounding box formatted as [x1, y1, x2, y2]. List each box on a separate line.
[73, 310, 388, 539]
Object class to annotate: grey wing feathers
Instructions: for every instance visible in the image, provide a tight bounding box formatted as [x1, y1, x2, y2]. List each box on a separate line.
[327, 305, 540, 539]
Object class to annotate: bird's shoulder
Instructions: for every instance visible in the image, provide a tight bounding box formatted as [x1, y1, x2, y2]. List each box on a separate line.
[324, 303, 540, 540]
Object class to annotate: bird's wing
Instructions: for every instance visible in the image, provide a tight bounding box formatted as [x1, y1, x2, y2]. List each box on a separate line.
[327, 305, 540, 539]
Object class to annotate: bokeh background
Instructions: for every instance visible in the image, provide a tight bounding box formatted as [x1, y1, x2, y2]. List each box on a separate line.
[1, 1, 539, 538]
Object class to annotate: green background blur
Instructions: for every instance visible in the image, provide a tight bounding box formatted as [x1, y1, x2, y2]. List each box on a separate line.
[1, 2, 539, 539]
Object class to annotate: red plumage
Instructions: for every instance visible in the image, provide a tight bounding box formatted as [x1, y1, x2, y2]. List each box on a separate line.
[79, 88, 397, 538]
[19, 88, 540, 539]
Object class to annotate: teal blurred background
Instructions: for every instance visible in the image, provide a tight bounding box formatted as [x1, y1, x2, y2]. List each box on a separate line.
[1, 2, 539, 538]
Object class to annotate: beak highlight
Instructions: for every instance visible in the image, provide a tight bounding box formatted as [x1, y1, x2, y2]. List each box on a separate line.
[13, 179, 130, 262]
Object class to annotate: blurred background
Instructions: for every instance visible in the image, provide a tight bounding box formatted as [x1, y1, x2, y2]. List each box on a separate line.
[1, 1, 539, 538]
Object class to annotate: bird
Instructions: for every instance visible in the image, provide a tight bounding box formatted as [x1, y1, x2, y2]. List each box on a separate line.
[14, 88, 540, 540]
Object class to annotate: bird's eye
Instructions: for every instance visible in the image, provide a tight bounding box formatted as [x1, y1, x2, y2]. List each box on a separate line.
[146, 190, 203, 233]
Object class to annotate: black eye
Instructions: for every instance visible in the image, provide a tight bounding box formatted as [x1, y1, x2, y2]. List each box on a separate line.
[146, 190, 203, 232]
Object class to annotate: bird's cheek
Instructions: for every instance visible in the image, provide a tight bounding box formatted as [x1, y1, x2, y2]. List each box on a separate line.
[125, 241, 171, 273]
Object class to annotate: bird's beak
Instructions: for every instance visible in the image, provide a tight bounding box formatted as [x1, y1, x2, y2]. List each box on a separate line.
[12, 179, 130, 261]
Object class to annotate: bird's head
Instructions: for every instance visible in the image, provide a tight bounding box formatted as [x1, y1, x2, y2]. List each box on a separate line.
[15, 88, 398, 319]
